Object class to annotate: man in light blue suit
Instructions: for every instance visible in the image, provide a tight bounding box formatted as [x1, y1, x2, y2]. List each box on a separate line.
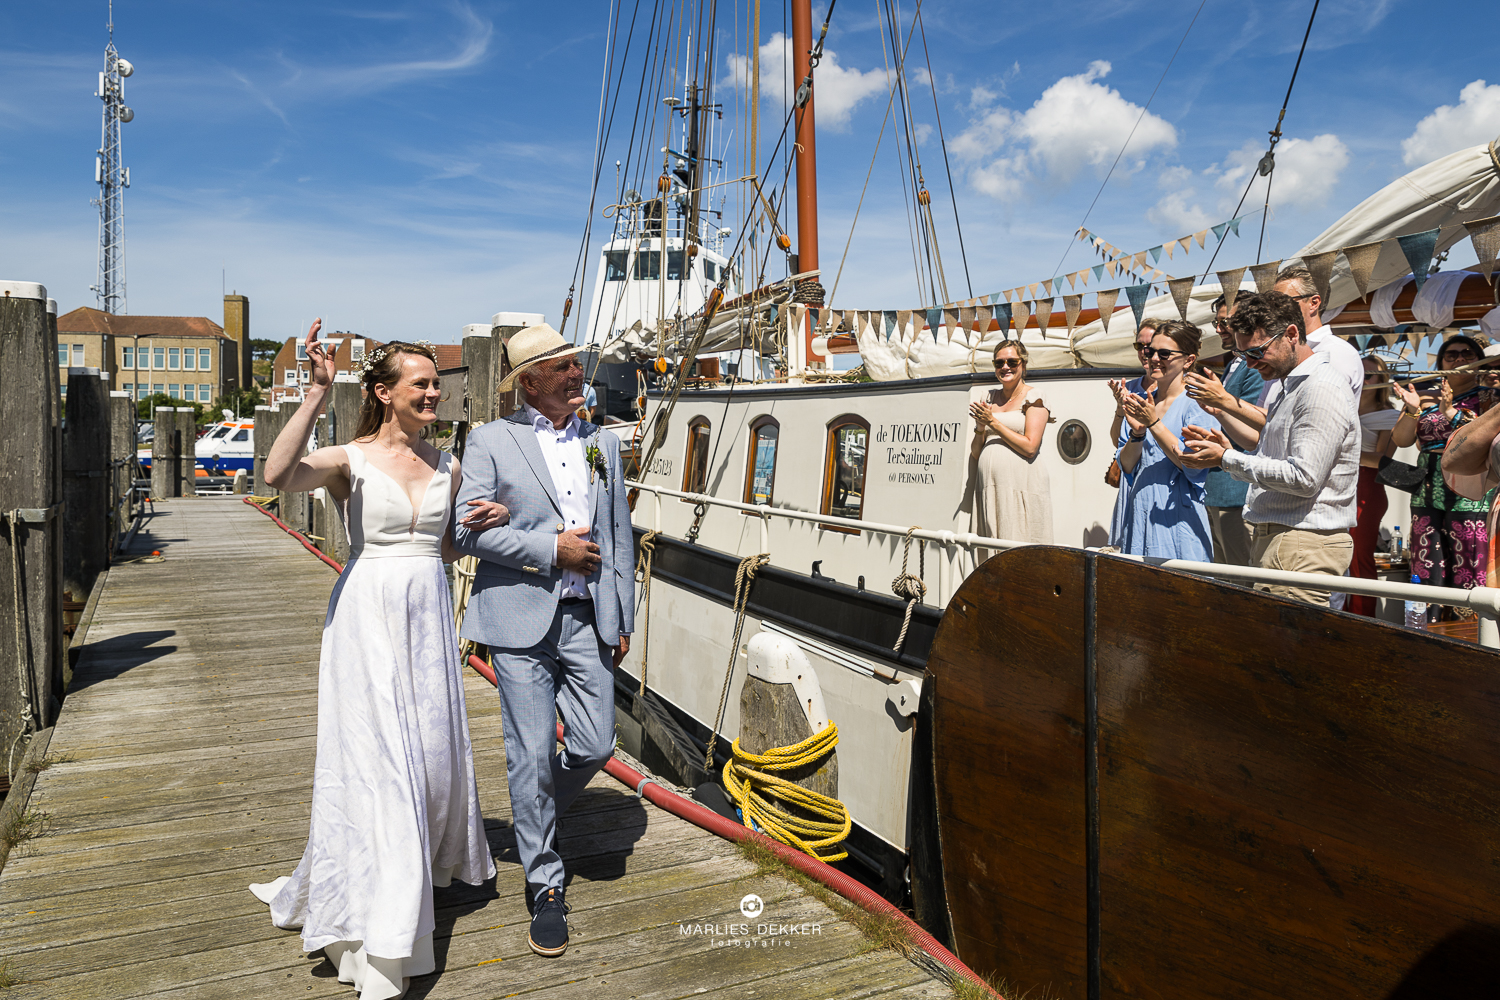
[452, 323, 634, 958]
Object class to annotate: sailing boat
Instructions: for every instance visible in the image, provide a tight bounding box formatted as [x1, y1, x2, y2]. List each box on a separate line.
[490, 1, 1500, 994]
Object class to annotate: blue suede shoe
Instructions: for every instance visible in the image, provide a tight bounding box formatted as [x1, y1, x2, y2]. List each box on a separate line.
[528, 887, 569, 957]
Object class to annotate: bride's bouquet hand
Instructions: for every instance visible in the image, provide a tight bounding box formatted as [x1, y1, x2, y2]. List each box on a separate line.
[460, 499, 510, 531]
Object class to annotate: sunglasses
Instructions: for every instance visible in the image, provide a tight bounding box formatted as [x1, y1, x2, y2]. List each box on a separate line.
[993, 358, 1024, 369]
[1213, 319, 1232, 333]
[1235, 328, 1286, 361]
[1441, 350, 1478, 362]
[1290, 292, 1320, 302]
[1141, 347, 1185, 362]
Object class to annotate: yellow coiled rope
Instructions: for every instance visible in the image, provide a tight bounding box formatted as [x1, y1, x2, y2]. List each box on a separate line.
[722, 722, 852, 863]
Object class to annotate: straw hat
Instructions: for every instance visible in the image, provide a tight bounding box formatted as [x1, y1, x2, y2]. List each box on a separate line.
[498, 323, 584, 392]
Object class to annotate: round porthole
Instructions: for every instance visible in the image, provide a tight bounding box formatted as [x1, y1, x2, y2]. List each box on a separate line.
[1057, 419, 1090, 465]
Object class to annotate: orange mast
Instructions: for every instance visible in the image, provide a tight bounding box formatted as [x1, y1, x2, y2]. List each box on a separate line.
[791, 0, 826, 364]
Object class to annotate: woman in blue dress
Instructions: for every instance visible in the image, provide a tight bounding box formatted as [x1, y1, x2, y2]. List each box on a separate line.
[1107, 321, 1160, 546]
[1112, 320, 1221, 561]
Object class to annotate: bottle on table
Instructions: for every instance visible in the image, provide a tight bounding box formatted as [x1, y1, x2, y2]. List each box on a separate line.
[1392, 525, 1403, 557]
[1404, 574, 1427, 630]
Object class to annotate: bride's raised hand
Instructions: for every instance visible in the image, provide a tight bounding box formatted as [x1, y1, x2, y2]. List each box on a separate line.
[304, 319, 336, 391]
[460, 499, 510, 531]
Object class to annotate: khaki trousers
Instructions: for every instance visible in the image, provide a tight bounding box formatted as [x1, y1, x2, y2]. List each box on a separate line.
[1206, 505, 1253, 566]
[1249, 523, 1354, 607]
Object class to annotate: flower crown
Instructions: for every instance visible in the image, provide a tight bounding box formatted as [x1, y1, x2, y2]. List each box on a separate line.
[353, 340, 435, 379]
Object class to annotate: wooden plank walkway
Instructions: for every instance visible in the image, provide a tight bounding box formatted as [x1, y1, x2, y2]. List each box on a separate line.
[0, 497, 950, 1000]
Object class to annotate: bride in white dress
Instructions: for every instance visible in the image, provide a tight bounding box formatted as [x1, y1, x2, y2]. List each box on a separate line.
[253, 320, 507, 999]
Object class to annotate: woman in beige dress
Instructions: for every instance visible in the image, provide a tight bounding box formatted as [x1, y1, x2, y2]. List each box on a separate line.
[968, 340, 1053, 554]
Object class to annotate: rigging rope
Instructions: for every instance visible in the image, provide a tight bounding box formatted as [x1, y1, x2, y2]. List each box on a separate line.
[705, 552, 769, 773]
[915, 6, 971, 299]
[633, 529, 660, 696]
[891, 526, 927, 655]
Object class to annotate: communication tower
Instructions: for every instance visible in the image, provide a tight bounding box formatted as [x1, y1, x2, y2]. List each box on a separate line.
[92, 0, 135, 314]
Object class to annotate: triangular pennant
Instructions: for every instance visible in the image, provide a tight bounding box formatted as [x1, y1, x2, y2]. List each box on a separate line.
[1396, 228, 1441, 290]
[896, 310, 914, 340]
[1066, 271, 1078, 290]
[1034, 298, 1054, 336]
[883, 310, 898, 339]
[1093, 264, 1106, 282]
[988, 291, 1002, 305]
[1211, 222, 1229, 242]
[1249, 260, 1282, 294]
[1125, 283, 1152, 331]
[1165, 240, 1179, 259]
[959, 307, 975, 336]
[1227, 217, 1242, 237]
[1217, 266, 1247, 312]
[1195, 230, 1208, 249]
[1106, 260, 1119, 277]
[1013, 299, 1032, 334]
[1355, 334, 1372, 350]
[1054, 277, 1066, 295]
[1465, 215, 1500, 282]
[1303, 249, 1339, 305]
[1340, 242, 1383, 297]
[1003, 288, 1014, 303]
[1096, 288, 1120, 336]
[1132, 252, 1149, 271]
[925, 308, 943, 336]
[1078, 228, 1091, 242]
[1079, 269, 1091, 286]
[1149, 245, 1164, 263]
[974, 306, 991, 337]
[993, 302, 1013, 333]
[1063, 294, 1083, 333]
[944, 309, 960, 341]
[1168, 276, 1196, 321]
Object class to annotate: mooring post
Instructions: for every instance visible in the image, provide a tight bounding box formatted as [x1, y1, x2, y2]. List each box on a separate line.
[175, 408, 196, 498]
[252, 404, 273, 494]
[462, 334, 494, 425]
[0, 280, 65, 752]
[108, 391, 135, 545]
[232, 469, 247, 495]
[324, 380, 361, 564]
[151, 406, 177, 499]
[492, 312, 540, 421]
[62, 369, 111, 604]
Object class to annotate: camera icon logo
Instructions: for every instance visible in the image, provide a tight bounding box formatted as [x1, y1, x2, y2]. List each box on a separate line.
[740, 893, 764, 919]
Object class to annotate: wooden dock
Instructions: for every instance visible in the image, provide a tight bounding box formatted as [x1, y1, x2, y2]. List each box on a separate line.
[0, 498, 950, 1000]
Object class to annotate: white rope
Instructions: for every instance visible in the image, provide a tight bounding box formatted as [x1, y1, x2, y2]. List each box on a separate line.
[891, 526, 927, 655]
[6, 510, 37, 782]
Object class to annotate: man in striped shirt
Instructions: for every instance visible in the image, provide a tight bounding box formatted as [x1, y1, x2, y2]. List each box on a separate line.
[1182, 291, 1359, 606]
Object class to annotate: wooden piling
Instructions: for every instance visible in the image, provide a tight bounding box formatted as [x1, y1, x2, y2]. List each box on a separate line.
[108, 391, 136, 546]
[462, 334, 494, 424]
[0, 281, 64, 753]
[62, 370, 111, 604]
[252, 404, 272, 494]
[151, 407, 177, 499]
[492, 313, 539, 421]
[327, 380, 362, 447]
[174, 408, 196, 497]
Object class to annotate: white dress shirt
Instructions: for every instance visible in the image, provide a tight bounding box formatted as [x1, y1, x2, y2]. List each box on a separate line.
[1257, 322, 1363, 409]
[524, 404, 592, 600]
[1222, 352, 1359, 531]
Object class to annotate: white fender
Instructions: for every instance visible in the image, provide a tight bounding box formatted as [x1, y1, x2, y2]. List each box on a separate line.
[746, 631, 830, 735]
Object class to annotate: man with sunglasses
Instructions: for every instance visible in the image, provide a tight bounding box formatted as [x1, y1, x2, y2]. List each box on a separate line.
[1181, 291, 1359, 605]
[1271, 265, 1364, 400]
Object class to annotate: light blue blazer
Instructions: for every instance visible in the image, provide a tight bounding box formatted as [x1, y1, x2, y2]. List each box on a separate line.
[453, 411, 635, 649]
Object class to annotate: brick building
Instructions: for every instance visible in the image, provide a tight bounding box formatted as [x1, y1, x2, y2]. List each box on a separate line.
[267, 338, 462, 404]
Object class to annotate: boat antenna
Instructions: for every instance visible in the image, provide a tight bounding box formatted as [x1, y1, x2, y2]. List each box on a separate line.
[1043, 0, 1208, 291]
[1202, 0, 1322, 278]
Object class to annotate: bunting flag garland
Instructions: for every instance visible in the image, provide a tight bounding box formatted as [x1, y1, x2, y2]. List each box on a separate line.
[1034, 298, 1054, 336]
[883, 310, 898, 339]
[1303, 250, 1340, 305]
[1093, 264, 1106, 282]
[1211, 221, 1229, 242]
[1340, 242, 1383, 297]
[1013, 299, 1032, 334]
[925, 308, 943, 337]
[1124, 282, 1153, 332]
[897, 310, 914, 339]
[1396, 228, 1441, 290]
[1249, 260, 1283, 294]
[1168, 276, 1196, 322]
[1217, 266, 1248, 312]
[1465, 215, 1500, 281]
[944, 309, 961, 341]
[993, 302, 1013, 333]
[1096, 288, 1120, 336]
[1226, 217, 1242, 237]
[1063, 294, 1083, 334]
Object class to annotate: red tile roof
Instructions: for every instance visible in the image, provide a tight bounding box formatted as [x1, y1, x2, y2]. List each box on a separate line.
[57, 306, 227, 340]
[434, 345, 463, 370]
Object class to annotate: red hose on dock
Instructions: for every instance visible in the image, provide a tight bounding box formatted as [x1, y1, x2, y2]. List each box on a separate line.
[245, 494, 998, 996]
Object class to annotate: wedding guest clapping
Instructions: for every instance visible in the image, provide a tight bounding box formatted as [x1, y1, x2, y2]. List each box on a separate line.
[968, 339, 1053, 552]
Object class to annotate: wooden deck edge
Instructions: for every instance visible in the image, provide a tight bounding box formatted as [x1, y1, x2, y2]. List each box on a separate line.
[0, 725, 55, 874]
[65, 567, 110, 689]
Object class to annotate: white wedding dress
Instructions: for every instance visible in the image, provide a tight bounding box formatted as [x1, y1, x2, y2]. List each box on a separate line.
[252, 444, 494, 999]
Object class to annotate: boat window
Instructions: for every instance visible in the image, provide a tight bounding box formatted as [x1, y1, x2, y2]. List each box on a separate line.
[822, 415, 870, 528]
[704, 260, 717, 281]
[1057, 419, 1091, 465]
[604, 251, 628, 282]
[666, 250, 688, 280]
[744, 416, 779, 506]
[210, 426, 231, 440]
[232, 429, 250, 442]
[634, 251, 661, 281]
[682, 416, 711, 495]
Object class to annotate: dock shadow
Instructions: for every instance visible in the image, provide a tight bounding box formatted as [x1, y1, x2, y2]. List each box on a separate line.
[68, 630, 177, 691]
[487, 788, 651, 892]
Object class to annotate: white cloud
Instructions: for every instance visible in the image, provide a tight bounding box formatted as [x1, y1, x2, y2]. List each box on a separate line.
[1215, 133, 1349, 212]
[951, 61, 1177, 201]
[1148, 165, 1212, 232]
[1401, 80, 1500, 167]
[721, 32, 887, 130]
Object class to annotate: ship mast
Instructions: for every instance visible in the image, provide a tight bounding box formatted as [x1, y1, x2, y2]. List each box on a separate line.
[790, 0, 827, 366]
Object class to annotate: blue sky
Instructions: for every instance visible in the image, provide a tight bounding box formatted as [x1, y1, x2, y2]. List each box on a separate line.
[2, 0, 1496, 345]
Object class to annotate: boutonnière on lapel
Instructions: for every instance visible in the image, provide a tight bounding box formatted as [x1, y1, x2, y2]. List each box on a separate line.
[586, 444, 608, 491]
